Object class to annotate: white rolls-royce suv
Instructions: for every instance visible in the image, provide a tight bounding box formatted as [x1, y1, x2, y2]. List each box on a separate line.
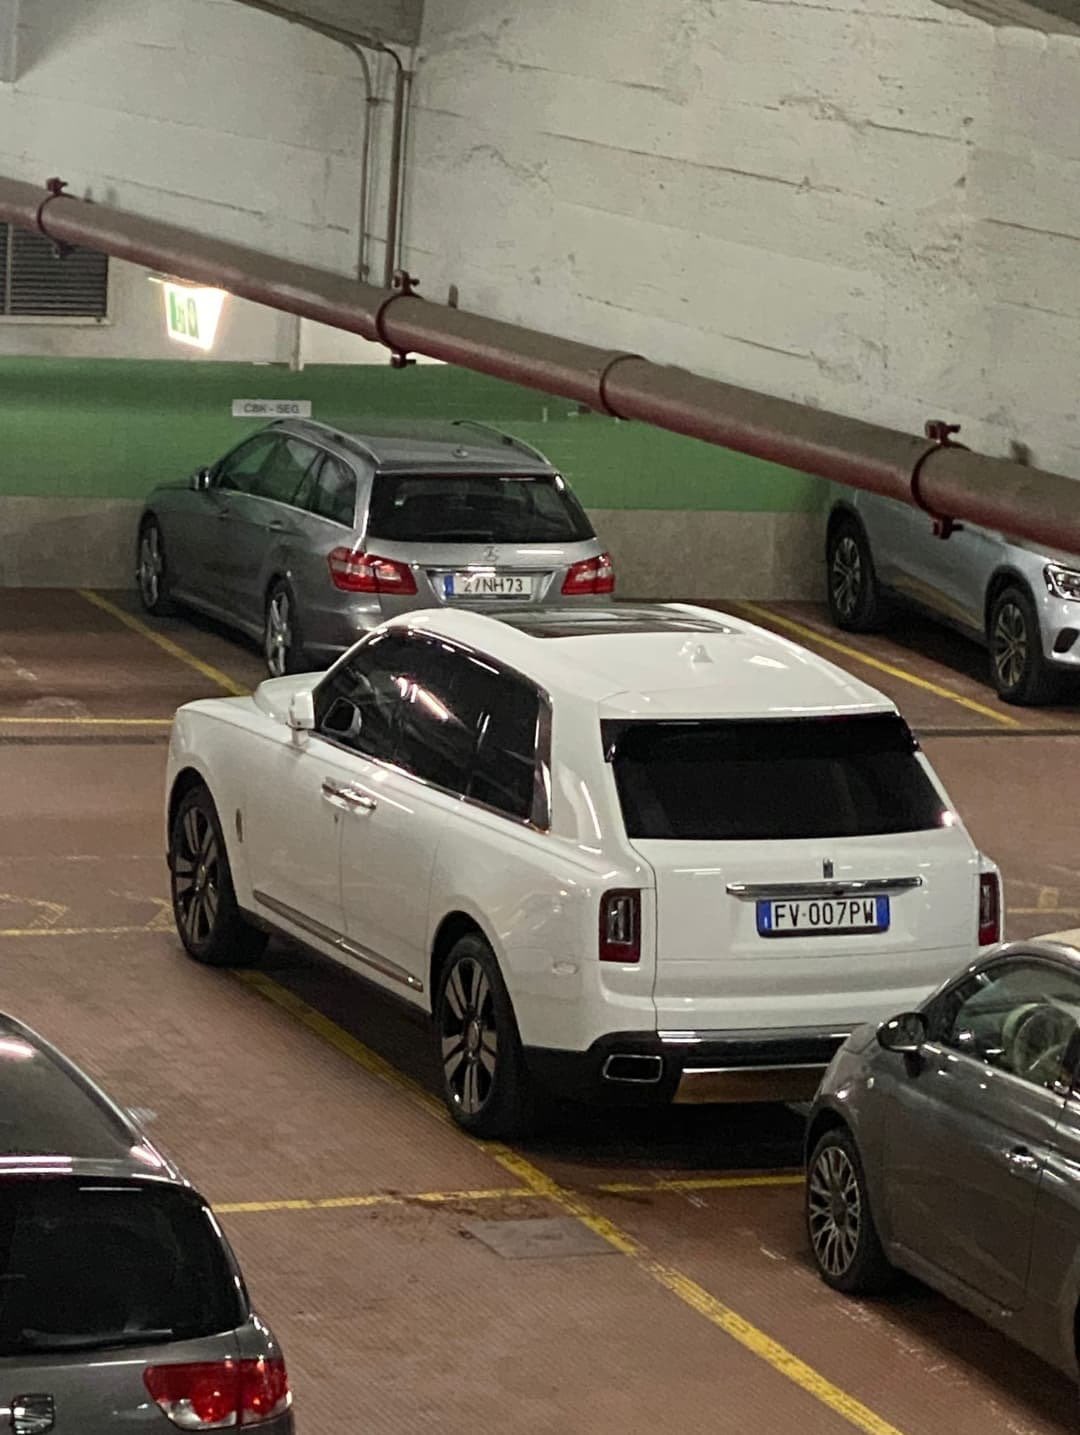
[165, 603, 1002, 1136]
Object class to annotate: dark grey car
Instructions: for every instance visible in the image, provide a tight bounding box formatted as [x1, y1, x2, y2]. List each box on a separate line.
[137, 418, 612, 676]
[806, 940, 1080, 1385]
[0, 1012, 293, 1434]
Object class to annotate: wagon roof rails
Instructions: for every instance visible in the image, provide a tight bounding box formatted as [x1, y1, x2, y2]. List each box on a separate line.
[450, 420, 550, 466]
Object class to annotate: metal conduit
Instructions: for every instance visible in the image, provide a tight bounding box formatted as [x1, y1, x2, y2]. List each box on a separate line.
[2, 172, 1078, 554]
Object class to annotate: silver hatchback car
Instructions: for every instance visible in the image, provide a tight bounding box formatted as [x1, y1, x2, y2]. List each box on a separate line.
[0, 1011, 293, 1434]
[806, 940, 1080, 1389]
[137, 418, 613, 676]
[826, 489, 1080, 704]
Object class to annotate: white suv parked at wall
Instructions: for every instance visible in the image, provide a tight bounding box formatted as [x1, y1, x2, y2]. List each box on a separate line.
[165, 603, 1002, 1136]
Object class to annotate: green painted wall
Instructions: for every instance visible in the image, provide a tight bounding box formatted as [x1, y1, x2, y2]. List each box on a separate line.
[0, 358, 825, 512]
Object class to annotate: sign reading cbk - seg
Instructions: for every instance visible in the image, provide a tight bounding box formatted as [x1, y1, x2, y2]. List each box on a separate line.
[231, 400, 313, 418]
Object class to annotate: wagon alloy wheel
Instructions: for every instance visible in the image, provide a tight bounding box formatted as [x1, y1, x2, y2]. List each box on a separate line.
[265, 588, 293, 678]
[829, 535, 862, 622]
[807, 1144, 862, 1280]
[992, 599, 1028, 692]
[138, 525, 164, 610]
[172, 804, 221, 947]
[440, 956, 498, 1117]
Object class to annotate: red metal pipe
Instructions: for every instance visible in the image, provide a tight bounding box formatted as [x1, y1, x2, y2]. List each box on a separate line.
[2, 173, 1078, 553]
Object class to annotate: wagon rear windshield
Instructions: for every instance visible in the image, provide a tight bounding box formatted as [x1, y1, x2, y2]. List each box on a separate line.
[0, 1179, 243, 1354]
[366, 472, 595, 544]
[605, 714, 948, 841]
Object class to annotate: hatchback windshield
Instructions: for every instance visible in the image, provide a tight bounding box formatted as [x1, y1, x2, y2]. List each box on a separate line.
[606, 714, 948, 841]
[0, 1178, 243, 1354]
[366, 472, 595, 545]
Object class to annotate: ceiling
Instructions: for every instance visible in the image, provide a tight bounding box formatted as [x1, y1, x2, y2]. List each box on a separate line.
[231, 0, 422, 49]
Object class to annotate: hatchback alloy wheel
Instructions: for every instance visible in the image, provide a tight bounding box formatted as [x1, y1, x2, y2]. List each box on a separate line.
[172, 803, 221, 948]
[807, 1143, 862, 1280]
[440, 955, 499, 1117]
[829, 535, 862, 623]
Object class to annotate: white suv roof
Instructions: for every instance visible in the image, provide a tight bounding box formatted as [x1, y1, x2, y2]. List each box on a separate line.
[396, 603, 895, 721]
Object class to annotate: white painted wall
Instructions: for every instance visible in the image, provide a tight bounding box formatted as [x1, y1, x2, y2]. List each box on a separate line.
[406, 0, 1080, 480]
[0, 0, 400, 281]
[0, 0, 1078, 488]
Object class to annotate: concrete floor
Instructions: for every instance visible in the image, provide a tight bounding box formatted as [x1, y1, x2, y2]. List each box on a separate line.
[2, 588, 1079, 1434]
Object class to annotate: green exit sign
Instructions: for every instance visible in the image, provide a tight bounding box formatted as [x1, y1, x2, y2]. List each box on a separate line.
[163, 283, 225, 351]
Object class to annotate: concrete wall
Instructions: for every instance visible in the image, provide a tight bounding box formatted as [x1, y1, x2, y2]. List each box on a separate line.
[407, 0, 1080, 482]
[3, 0, 1078, 593]
[0, 0, 399, 276]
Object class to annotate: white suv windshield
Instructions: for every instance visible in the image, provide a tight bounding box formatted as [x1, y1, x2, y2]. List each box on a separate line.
[605, 714, 948, 841]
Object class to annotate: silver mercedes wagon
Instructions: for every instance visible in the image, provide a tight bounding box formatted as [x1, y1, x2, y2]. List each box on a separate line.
[137, 418, 613, 676]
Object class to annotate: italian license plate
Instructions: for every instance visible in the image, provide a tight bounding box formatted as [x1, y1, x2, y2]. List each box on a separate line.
[443, 572, 533, 599]
[756, 895, 890, 938]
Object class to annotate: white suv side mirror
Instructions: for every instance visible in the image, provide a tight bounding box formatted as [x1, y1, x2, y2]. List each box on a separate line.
[287, 689, 316, 733]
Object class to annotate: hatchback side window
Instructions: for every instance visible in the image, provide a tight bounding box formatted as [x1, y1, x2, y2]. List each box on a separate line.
[252, 437, 320, 506]
[469, 675, 542, 822]
[934, 959, 1080, 1091]
[313, 633, 413, 764]
[216, 433, 278, 493]
[393, 638, 496, 793]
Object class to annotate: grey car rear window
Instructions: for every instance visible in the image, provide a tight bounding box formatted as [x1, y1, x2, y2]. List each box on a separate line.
[366, 473, 595, 545]
[605, 714, 947, 840]
[0, 1179, 244, 1354]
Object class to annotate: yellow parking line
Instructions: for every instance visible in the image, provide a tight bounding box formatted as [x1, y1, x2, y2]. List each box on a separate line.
[739, 602, 1021, 729]
[214, 1173, 805, 1217]
[599, 1173, 803, 1195]
[77, 589, 247, 697]
[240, 971, 904, 1435]
[0, 716, 173, 726]
[216, 1187, 536, 1216]
[0, 924, 158, 939]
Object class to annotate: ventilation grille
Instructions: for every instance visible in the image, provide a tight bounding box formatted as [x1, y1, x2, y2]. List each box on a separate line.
[1, 223, 109, 318]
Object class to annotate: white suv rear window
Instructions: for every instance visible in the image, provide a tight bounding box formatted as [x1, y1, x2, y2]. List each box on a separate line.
[605, 714, 948, 841]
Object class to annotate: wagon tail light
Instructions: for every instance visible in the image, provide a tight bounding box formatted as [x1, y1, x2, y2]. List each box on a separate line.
[600, 889, 641, 963]
[144, 1357, 291, 1428]
[327, 547, 417, 595]
[979, 872, 1001, 946]
[562, 552, 615, 596]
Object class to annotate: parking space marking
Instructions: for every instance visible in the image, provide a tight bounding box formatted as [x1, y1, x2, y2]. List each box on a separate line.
[0, 924, 158, 939]
[216, 1187, 538, 1216]
[600, 1173, 803, 1195]
[0, 715, 173, 726]
[78, 590, 248, 697]
[215, 1172, 805, 1218]
[738, 603, 1021, 729]
[240, 970, 904, 1435]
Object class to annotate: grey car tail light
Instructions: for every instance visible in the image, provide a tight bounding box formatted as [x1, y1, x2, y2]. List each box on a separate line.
[143, 1358, 291, 1429]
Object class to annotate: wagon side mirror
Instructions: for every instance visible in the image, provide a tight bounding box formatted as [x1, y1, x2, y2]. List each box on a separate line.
[191, 466, 213, 492]
[877, 1010, 927, 1056]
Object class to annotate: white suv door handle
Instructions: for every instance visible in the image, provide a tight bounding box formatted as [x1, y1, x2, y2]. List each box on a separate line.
[321, 779, 376, 813]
